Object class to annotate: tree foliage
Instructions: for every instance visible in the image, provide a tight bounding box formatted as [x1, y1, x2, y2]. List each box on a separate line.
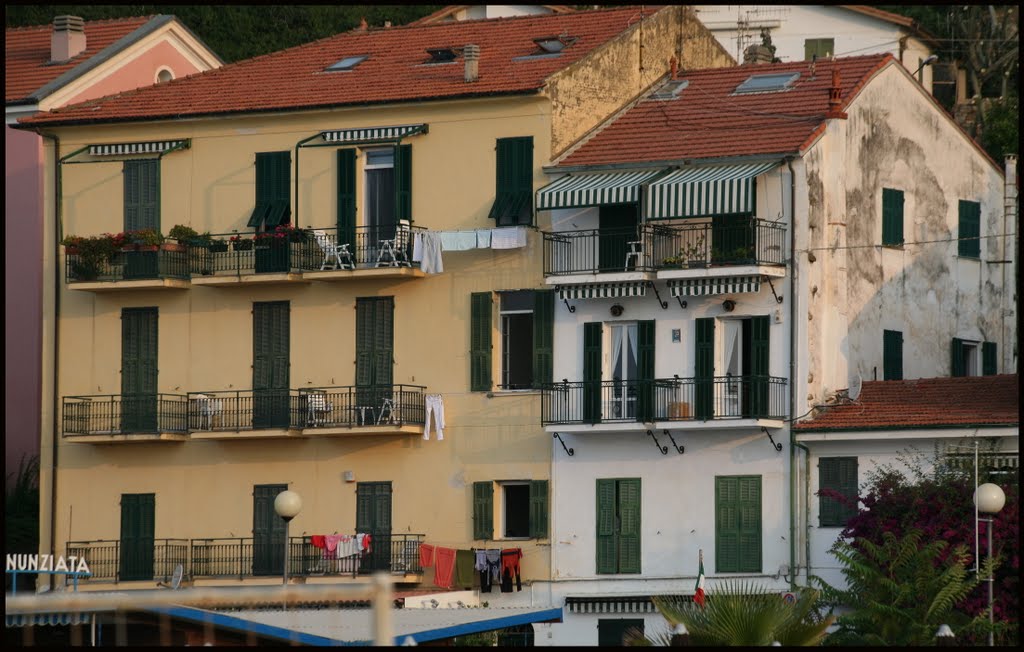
[5, 455, 40, 592]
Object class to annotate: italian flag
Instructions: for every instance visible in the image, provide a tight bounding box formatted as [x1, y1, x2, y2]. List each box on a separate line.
[694, 554, 706, 607]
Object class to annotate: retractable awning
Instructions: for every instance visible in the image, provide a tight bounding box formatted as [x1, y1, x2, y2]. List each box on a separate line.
[565, 595, 691, 614]
[88, 140, 189, 156]
[536, 169, 665, 210]
[320, 123, 428, 144]
[645, 161, 778, 219]
[668, 275, 761, 297]
[557, 282, 647, 300]
[5, 612, 94, 627]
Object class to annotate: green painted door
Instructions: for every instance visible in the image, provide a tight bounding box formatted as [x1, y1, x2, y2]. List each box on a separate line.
[356, 297, 394, 418]
[252, 484, 287, 576]
[695, 318, 715, 419]
[253, 302, 290, 428]
[120, 308, 158, 432]
[583, 322, 602, 423]
[598, 204, 637, 272]
[356, 482, 393, 571]
[119, 493, 155, 581]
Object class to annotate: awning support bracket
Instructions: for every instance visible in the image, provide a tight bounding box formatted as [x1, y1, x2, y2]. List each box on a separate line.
[675, 296, 688, 309]
[562, 297, 576, 313]
[766, 277, 783, 304]
[553, 432, 574, 456]
[646, 430, 668, 455]
[762, 426, 783, 452]
[646, 282, 668, 310]
[664, 429, 685, 454]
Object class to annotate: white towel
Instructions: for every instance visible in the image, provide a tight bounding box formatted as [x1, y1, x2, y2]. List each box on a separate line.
[476, 229, 491, 248]
[491, 226, 527, 249]
[439, 231, 478, 251]
[419, 231, 444, 274]
[412, 232, 424, 262]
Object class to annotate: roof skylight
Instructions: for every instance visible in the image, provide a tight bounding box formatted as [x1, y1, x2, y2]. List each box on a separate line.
[650, 79, 689, 100]
[533, 35, 577, 54]
[426, 48, 459, 63]
[733, 72, 800, 94]
[326, 55, 368, 72]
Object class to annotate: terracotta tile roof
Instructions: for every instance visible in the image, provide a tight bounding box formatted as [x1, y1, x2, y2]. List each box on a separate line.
[559, 54, 892, 167]
[19, 6, 651, 127]
[408, 5, 575, 27]
[6, 16, 152, 103]
[793, 375, 1019, 431]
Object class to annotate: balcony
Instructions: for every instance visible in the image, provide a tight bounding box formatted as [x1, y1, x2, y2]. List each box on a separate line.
[188, 233, 311, 286]
[62, 394, 189, 442]
[67, 534, 424, 584]
[65, 247, 191, 292]
[187, 385, 426, 440]
[540, 375, 787, 431]
[299, 225, 427, 281]
[543, 219, 787, 296]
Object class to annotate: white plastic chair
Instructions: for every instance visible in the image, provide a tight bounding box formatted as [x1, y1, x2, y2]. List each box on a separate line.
[313, 229, 354, 270]
[376, 397, 396, 424]
[193, 394, 222, 430]
[306, 392, 333, 427]
[625, 239, 643, 270]
[375, 221, 412, 268]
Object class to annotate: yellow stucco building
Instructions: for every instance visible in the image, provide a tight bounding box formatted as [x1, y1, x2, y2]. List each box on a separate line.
[21, 6, 732, 594]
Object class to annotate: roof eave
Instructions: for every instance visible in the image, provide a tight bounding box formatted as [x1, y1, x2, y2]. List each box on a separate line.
[547, 152, 799, 175]
[793, 422, 1019, 434]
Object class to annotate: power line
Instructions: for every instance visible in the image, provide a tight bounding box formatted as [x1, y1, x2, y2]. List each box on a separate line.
[801, 231, 1016, 253]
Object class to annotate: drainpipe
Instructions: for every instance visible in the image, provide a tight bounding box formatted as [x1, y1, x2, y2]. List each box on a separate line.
[793, 441, 811, 590]
[786, 156, 798, 592]
[1002, 155, 1017, 371]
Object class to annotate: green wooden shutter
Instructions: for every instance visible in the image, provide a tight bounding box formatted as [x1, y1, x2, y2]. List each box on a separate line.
[375, 298, 395, 389]
[119, 493, 155, 581]
[695, 318, 715, 419]
[252, 484, 287, 575]
[595, 479, 618, 574]
[750, 316, 770, 417]
[636, 321, 655, 422]
[883, 329, 903, 380]
[337, 149, 357, 249]
[982, 342, 997, 375]
[737, 476, 762, 572]
[882, 188, 904, 246]
[583, 322, 603, 423]
[253, 301, 289, 428]
[529, 480, 548, 539]
[819, 457, 858, 527]
[249, 152, 290, 228]
[838, 458, 859, 524]
[356, 483, 373, 533]
[472, 481, 493, 540]
[373, 482, 393, 533]
[715, 477, 739, 572]
[490, 137, 533, 226]
[617, 478, 641, 574]
[394, 144, 412, 221]
[356, 298, 393, 409]
[958, 200, 980, 258]
[123, 159, 161, 232]
[951, 337, 965, 376]
[121, 308, 158, 432]
[532, 290, 554, 387]
[470, 292, 492, 391]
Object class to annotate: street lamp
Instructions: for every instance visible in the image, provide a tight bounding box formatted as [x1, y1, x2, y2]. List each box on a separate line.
[973, 482, 1005, 647]
[274, 490, 302, 586]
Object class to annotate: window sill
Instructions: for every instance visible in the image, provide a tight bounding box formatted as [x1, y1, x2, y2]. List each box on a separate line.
[881, 243, 904, 250]
[956, 255, 981, 262]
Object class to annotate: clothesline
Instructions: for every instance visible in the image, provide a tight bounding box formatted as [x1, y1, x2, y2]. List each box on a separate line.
[412, 226, 528, 274]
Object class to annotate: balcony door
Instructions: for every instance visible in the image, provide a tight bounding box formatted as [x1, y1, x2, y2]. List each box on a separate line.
[598, 204, 638, 272]
[714, 316, 770, 418]
[607, 323, 638, 420]
[253, 302, 290, 428]
[355, 297, 394, 419]
[119, 493, 155, 581]
[123, 159, 161, 279]
[253, 484, 287, 576]
[121, 308, 158, 432]
[356, 482, 392, 571]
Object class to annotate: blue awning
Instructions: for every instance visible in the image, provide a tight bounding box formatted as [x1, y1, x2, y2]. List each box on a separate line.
[645, 161, 778, 219]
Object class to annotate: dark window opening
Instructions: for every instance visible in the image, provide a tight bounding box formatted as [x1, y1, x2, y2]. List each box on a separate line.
[501, 291, 535, 389]
[503, 484, 530, 538]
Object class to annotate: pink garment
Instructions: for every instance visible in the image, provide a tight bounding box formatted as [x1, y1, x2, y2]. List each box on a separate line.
[434, 547, 457, 588]
[324, 534, 345, 560]
[420, 543, 436, 569]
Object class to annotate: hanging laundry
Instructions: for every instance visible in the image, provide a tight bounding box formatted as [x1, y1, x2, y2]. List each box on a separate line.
[424, 394, 445, 440]
[310, 535, 327, 550]
[420, 543, 436, 569]
[434, 547, 457, 588]
[500, 548, 523, 592]
[324, 534, 345, 560]
[337, 535, 359, 559]
[476, 549, 501, 593]
[485, 549, 501, 582]
[455, 549, 476, 588]
[417, 231, 444, 274]
[491, 226, 527, 249]
[476, 229, 492, 248]
[439, 231, 478, 251]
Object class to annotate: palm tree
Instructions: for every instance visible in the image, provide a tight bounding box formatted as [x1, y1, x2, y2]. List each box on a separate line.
[628, 580, 834, 646]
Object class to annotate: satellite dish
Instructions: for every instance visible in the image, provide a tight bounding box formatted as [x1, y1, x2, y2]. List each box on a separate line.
[847, 373, 862, 401]
[170, 563, 184, 589]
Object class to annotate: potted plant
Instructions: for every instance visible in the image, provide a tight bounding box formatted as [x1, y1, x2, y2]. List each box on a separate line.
[61, 233, 123, 281]
[207, 236, 229, 253]
[732, 245, 755, 264]
[683, 235, 707, 268]
[166, 224, 199, 252]
[229, 234, 253, 251]
[125, 228, 164, 251]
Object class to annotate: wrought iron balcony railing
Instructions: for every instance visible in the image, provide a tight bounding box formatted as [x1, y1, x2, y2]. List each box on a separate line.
[66, 534, 424, 582]
[187, 385, 427, 432]
[62, 394, 189, 436]
[542, 219, 787, 276]
[65, 248, 190, 283]
[300, 225, 425, 270]
[540, 375, 787, 425]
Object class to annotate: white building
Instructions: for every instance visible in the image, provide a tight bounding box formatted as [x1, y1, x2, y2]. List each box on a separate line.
[527, 52, 1014, 645]
[693, 5, 939, 92]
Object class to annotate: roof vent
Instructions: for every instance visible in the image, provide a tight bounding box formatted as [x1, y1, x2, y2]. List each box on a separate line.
[426, 48, 459, 64]
[51, 15, 86, 62]
[326, 55, 369, 72]
[464, 44, 480, 83]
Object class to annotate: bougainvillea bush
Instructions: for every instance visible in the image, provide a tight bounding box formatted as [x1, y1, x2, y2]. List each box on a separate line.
[818, 446, 1018, 645]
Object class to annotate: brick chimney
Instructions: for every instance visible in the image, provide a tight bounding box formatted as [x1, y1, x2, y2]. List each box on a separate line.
[825, 69, 848, 119]
[51, 15, 86, 62]
[464, 44, 480, 83]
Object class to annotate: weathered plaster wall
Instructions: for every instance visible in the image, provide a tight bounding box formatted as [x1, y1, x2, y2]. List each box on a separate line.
[545, 6, 734, 157]
[802, 64, 1009, 405]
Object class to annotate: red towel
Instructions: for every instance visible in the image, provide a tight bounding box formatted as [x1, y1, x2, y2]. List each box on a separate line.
[434, 547, 457, 588]
[501, 548, 522, 575]
[310, 535, 326, 550]
[420, 543, 435, 569]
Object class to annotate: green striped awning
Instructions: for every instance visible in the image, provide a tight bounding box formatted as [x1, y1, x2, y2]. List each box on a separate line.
[88, 140, 189, 156]
[668, 275, 761, 297]
[645, 161, 778, 219]
[536, 169, 665, 210]
[321, 124, 428, 144]
[557, 282, 648, 300]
